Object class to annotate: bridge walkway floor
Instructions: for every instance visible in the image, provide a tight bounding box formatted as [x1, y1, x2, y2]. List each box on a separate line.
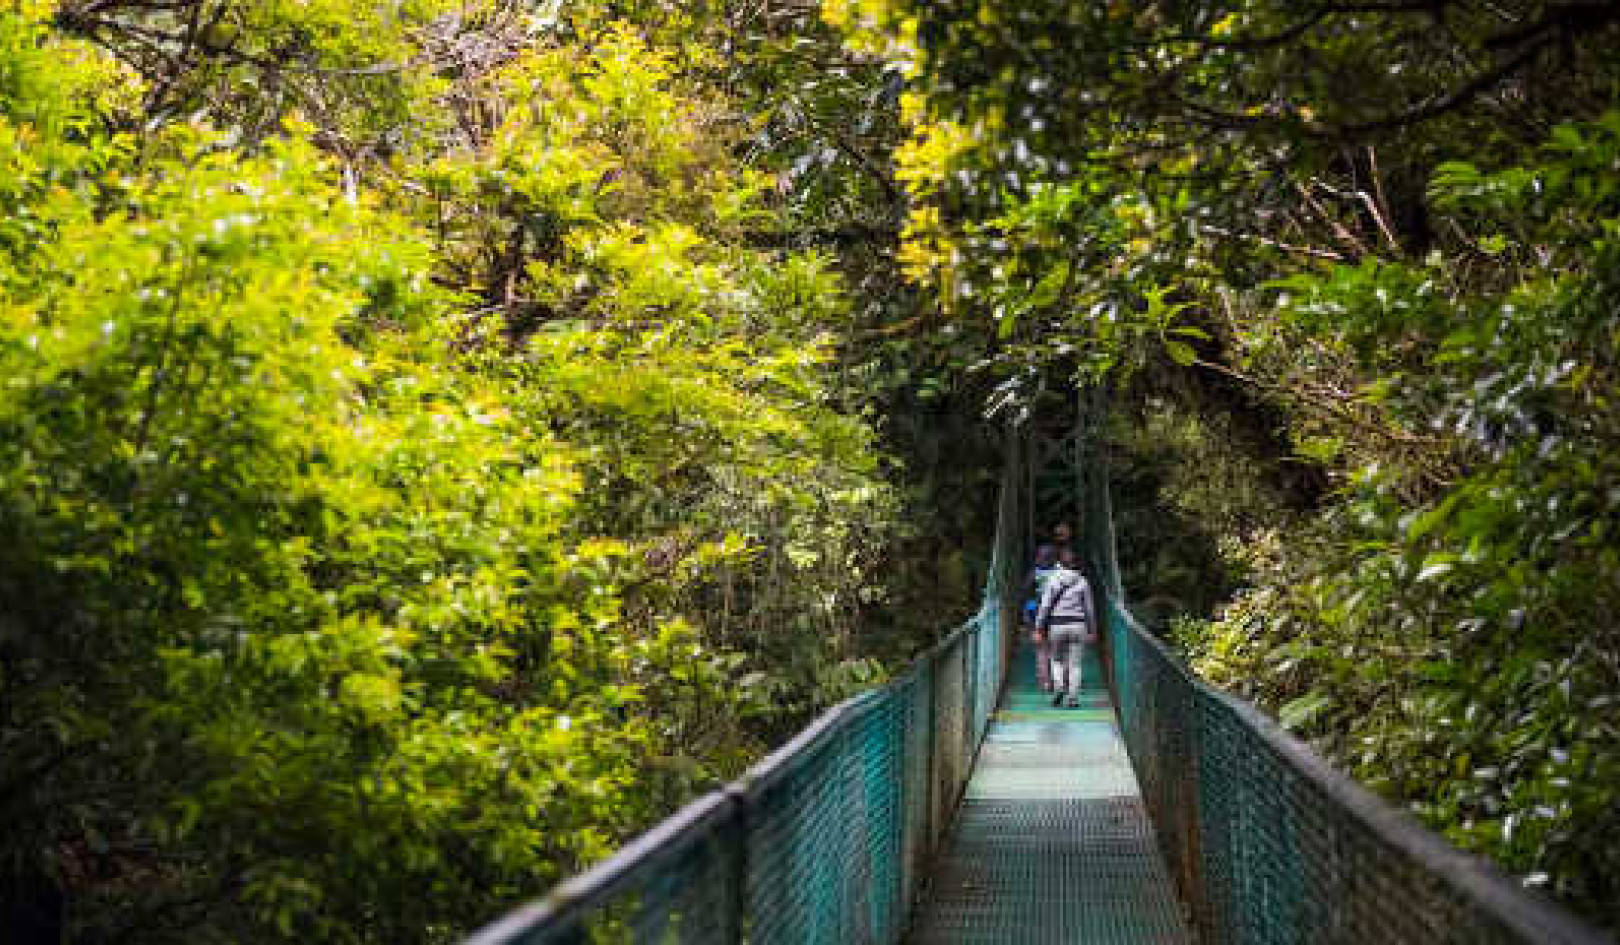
[905, 639, 1194, 944]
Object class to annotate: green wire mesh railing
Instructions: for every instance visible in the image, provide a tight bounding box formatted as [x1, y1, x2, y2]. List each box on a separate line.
[466, 445, 1026, 945]
[1078, 392, 1611, 945]
[1100, 599, 1610, 945]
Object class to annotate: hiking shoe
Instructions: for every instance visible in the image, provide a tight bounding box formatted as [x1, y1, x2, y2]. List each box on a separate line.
[1051, 692, 1064, 707]
[1064, 699, 1080, 709]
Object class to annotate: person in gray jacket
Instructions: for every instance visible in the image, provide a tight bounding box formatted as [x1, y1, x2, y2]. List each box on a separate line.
[1033, 549, 1095, 708]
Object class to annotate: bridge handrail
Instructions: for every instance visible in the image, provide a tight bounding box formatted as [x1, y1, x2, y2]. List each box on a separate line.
[467, 444, 1025, 944]
[465, 606, 1007, 945]
[1102, 597, 1611, 944]
[467, 786, 743, 944]
[1080, 392, 1611, 945]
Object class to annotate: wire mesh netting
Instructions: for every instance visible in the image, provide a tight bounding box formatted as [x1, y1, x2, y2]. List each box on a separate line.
[466, 446, 1024, 945]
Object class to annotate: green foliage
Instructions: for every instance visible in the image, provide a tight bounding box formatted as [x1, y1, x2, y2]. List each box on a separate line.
[1187, 116, 1620, 923]
[1105, 400, 1270, 628]
[0, 22, 640, 935]
[0, 5, 916, 941]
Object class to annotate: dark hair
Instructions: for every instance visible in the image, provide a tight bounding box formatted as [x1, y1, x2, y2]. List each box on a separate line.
[1033, 544, 1057, 567]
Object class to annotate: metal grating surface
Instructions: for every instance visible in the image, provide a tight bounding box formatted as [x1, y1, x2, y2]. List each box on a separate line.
[906, 640, 1193, 944]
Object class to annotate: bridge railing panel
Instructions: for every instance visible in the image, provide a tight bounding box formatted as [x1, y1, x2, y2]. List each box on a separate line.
[464, 787, 745, 945]
[466, 603, 1008, 945]
[899, 659, 933, 925]
[742, 690, 888, 944]
[1079, 384, 1605, 945]
[467, 435, 1023, 945]
[1101, 596, 1610, 945]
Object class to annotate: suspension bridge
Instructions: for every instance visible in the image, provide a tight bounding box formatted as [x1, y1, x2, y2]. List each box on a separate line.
[466, 421, 1609, 945]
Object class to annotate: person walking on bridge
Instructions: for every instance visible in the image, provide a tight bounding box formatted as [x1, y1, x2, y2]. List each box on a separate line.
[1023, 544, 1060, 691]
[1033, 548, 1095, 709]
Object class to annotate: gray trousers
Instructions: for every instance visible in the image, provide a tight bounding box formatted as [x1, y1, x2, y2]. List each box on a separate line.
[1048, 625, 1089, 702]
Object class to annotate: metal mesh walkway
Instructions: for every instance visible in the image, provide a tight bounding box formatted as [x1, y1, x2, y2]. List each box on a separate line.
[907, 640, 1192, 945]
